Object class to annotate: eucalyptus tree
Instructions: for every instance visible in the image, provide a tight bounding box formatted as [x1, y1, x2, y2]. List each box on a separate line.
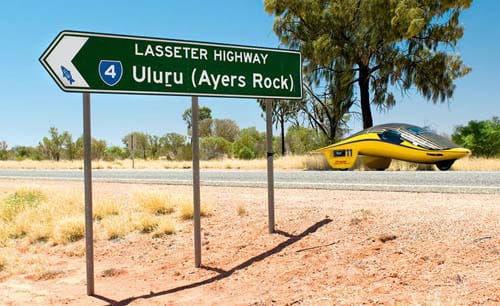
[265, 0, 472, 128]
[258, 99, 300, 155]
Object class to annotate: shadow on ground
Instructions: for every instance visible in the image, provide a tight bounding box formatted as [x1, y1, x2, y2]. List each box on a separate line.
[93, 218, 332, 305]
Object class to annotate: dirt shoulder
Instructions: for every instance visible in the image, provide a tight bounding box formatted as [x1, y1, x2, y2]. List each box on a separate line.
[0, 156, 499, 171]
[0, 179, 499, 305]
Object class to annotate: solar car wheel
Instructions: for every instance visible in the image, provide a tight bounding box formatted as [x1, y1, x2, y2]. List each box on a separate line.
[436, 160, 456, 171]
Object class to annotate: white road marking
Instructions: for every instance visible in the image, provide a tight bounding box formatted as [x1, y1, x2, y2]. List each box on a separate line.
[0, 175, 497, 192]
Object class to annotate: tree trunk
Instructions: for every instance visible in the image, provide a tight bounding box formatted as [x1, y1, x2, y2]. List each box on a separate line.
[358, 65, 373, 129]
[280, 112, 286, 156]
[329, 119, 338, 144]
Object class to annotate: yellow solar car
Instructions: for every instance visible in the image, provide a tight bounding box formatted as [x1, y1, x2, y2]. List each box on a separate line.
[314, 123, 471, 171]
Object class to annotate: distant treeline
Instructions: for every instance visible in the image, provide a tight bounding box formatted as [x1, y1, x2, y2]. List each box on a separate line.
[0, 106, 331, 162]
[0, 111, 498, 161]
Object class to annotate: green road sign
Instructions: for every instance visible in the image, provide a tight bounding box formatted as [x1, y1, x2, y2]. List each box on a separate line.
[40, 31, 302, 99]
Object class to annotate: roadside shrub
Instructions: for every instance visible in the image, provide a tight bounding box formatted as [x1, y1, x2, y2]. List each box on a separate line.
[134, 192, 175, 215]
[134, 213, 159, 233]
[232, 127, 266, 158]
[153, 218, 176, 237]
[286, 126, 327, 155]
[452, 117, 500, 157]
[54, 193, 84, 216]
[179, 201, 212, 220]
[235, 146, 256, 160]
[200, 136, 232, 160]
[0, 189, 46, 221]
[26, 222, 53, 243]
[53, 216, 85, 244]
[11, 206, 51, 240]
[101, 214, 134, 240]
[93, 200, 120, 220]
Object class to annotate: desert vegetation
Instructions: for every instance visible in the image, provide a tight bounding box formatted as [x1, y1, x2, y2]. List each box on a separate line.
[0, 187, 212, 266]
[0, 116, 498, 172]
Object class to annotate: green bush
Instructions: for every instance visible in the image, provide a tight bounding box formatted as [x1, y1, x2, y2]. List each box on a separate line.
[452, 117, 500, 157]
[200, 137, 232, 160]
[232, 127, 266, 158]
[286, 126, 328, 154]
[236, 146, 256, 160]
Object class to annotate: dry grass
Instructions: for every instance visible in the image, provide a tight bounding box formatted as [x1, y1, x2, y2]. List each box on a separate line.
[153, 217, 176, 237]
[0, 189, 46, 221]
[93, 200, 120, 220]
[0, 221, 10, 246]
[134, 213, 159, 233]
[0, 156, 322, 170]
[134, 191, 175, 215]
[453, 156, 500, 171]
[101, 214, 134, 240]
[0, 185, 218, 279]
[236, 204, 248, 217]
[302, 154, 330, 170]
[179, 200, 212, 220]
[53, 216, 85, 244]
[0, 186, 214, 248]
[2, 155, 497, 171]
[63, 243, 85, 257]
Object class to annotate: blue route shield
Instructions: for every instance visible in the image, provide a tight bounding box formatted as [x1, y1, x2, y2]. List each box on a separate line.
[99, 60, 123, 86]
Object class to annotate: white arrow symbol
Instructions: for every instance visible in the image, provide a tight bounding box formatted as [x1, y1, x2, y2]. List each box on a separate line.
[42, 34, 89, 88]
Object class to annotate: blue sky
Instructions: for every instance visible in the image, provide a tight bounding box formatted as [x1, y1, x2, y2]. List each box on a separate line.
[0, 1, 498, 147]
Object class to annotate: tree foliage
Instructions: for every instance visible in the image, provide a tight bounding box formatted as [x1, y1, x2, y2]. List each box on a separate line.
[38, 127, 69, 161]
[182, 106, 213, 130]
[265, 0, 472, 129]
[232, 127, 266, 159]
[0, 141, 7, 160]
[286, 126, 328, 155]
[200, 137, 232, 160]
[452, 117, 500, 157]
[258, 99, 300, 155]
[213, 119, 240, 142]
[160, 133, 187, 159]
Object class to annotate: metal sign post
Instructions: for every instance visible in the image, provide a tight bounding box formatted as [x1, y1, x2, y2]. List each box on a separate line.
[191, 96, 201, 267]
[266, 99, 275, 233]
[40, 30, 303, 296]
[82, 93, 94, 295]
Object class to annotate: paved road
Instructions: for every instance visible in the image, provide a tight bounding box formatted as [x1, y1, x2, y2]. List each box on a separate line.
[0, 169, 498, 194]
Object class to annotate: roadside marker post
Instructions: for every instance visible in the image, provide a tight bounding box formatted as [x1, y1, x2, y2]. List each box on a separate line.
[82, 92, 94, 295]
[266, 99, 275, 233]
[191, 96, 202, 267]
[39, 30, 302, 295]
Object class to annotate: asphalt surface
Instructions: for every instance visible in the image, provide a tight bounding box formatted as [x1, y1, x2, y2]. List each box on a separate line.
[0, 169, 498, 194]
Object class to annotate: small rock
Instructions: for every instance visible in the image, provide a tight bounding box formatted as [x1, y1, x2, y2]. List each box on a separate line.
[378, 234, 397, 243]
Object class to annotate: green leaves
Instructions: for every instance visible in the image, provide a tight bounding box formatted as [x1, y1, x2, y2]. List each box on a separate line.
[452, 117, 500, 157]
[265, 0, 472, 128]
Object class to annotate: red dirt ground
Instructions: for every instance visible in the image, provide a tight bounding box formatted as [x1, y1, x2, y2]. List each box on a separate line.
[0, 179, 499, 305]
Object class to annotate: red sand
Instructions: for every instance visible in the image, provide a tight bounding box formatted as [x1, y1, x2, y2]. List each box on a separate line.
[0, 180, 498, 305]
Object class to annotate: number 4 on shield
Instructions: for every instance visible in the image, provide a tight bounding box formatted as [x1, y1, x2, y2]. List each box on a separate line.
[99, 60, 123, 86]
